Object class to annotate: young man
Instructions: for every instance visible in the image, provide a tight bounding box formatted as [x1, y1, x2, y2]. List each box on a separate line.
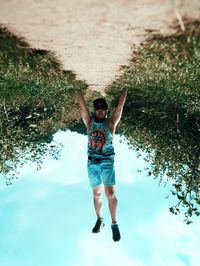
[77, 88, 127, 242]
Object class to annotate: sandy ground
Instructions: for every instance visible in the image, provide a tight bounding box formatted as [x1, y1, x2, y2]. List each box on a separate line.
[0, 0, 200, 93]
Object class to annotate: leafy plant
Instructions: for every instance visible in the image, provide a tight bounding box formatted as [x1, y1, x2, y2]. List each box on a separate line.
[106, 18, 200, 223]
[0, 26, 87, 184]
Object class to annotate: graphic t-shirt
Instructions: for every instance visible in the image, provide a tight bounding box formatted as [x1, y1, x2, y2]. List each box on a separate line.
[87, 117, 115, 159]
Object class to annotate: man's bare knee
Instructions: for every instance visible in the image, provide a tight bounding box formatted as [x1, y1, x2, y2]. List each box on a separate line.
[105, 187, 116, 201]
[93, 186, 102, 200]
[94, 192, 102, 200]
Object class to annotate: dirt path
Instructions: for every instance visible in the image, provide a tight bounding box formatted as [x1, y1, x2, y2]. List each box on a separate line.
[0, 0, 199, 93]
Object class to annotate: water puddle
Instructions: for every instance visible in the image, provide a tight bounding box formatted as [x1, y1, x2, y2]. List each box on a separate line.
[0, 129, 200, 266]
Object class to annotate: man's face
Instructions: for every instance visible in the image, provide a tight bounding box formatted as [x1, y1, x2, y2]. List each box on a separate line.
[94, 108, 107, 119]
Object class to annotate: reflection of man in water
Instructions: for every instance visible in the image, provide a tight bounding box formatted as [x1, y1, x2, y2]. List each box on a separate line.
[78, 89, 127, 242]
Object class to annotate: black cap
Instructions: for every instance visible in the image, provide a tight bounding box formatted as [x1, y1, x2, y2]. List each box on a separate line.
[93, 98, 108, 110]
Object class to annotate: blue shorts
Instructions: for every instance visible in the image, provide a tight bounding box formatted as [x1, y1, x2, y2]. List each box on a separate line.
[87, 158, 115, 188]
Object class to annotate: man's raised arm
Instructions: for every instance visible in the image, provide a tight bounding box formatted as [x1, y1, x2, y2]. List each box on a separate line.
[110, 88, 127, 130]
[77, 91, 91, 131]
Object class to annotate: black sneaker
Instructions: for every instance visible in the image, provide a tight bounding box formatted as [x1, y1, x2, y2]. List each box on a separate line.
[92, 218, 105, 233]
[111, 223, 121, 241]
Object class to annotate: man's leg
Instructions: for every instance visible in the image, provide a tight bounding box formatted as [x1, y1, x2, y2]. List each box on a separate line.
[92, 185, 105, 233]
[104, 186, 118, 223]
[105, 186, 121, 241]
[92, 185, 103, 219]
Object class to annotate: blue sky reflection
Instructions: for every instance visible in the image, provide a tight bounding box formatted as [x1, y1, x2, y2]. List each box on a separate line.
[0, 130, 199, 266]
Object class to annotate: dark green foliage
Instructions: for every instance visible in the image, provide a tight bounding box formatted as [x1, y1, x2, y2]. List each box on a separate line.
[107, 18, 200, 223]
[0, 26, 87, 184]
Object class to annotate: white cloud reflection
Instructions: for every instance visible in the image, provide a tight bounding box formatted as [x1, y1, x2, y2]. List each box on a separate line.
[0, 130, 200, 266]
[17, 130, 88, 185]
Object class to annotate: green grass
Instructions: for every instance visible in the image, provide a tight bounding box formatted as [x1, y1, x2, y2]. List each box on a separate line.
[106, 18, 200, 223]
[0, 26, 88, 184]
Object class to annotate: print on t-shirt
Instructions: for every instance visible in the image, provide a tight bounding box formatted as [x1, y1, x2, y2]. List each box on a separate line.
[89, 129, 107, 152]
